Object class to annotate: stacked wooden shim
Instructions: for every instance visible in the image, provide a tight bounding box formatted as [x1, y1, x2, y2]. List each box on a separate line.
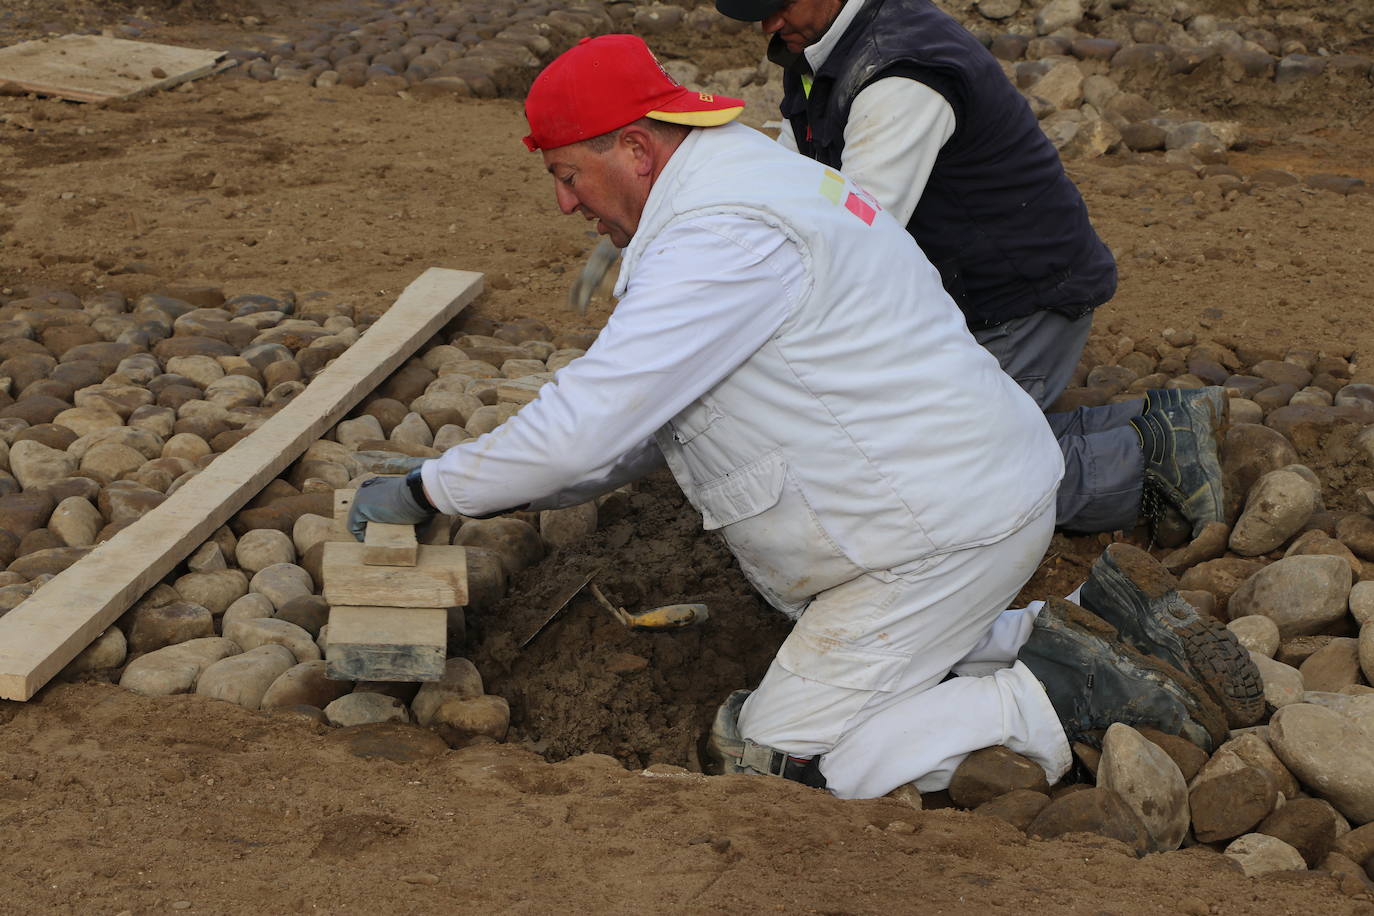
[322, 488, 467, 682]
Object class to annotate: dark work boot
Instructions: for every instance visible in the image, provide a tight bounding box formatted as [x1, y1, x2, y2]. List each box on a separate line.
[1018, 598, 1228, 752]
[1130, 387, 1227, 538]
[1079, 542, 1265, 728]
[705, 690, 827, 788]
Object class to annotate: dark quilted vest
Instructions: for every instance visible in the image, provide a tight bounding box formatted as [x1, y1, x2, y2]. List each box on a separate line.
[777, 0, 1117, 328]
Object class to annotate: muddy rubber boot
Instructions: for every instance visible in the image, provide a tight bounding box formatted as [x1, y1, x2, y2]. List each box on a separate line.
[704, 690, 826, 788]
[1018, 597, 1228, 752]
[1078, 542, 1265, 728]
[1130, 387, 1227, 538]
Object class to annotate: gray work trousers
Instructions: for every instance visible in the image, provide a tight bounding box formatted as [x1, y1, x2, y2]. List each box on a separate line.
[974, 310, 1143, 532]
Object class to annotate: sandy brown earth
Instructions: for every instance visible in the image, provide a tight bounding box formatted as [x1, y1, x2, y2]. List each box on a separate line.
[4, 0, 1374, 912]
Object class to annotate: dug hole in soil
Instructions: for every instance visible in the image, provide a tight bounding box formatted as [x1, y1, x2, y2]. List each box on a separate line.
[3, 0, 1374, 911]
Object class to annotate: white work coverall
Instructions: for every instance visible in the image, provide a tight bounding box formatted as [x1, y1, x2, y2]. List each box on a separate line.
[423, 121, 1073, 798]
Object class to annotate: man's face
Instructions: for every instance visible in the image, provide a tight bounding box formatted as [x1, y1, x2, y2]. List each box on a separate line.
[542, 137, 646, 249]
[761, 0, 845, 54]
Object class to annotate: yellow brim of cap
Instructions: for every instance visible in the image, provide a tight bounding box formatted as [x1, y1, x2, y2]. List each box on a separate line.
[646, 106, 745, 128]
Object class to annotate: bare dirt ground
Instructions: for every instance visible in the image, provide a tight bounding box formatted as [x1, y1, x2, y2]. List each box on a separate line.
[4, 0, 1374, 912]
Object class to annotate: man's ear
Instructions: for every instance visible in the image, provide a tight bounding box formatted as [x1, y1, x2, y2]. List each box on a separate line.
[619, 125, 656, 177]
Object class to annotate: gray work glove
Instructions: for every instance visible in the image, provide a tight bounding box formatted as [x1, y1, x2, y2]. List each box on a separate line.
[568, 237, 622, 314]
[348, 471, 435, 542]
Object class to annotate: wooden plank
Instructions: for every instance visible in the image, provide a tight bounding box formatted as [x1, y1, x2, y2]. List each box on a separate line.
[325, 605, 447, 682]
[0, 268, 484, 701]
[363, 522, 418, 566]
[322, 542, 468, 608]
[0, 35, 230, 103]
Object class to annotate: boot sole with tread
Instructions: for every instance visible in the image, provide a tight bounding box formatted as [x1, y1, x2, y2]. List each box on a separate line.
[1081, 542, 1265, 728]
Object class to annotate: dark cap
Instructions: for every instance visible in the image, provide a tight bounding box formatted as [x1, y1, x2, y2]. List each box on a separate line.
[716, 0, 788, 22]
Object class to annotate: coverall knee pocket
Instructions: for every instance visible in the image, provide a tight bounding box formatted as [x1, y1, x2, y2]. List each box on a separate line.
[775, 629, 911, 692]
[693, 450, 865, 617]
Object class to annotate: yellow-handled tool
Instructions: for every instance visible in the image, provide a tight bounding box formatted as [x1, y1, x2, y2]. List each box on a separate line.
[588, 583, 709, 631]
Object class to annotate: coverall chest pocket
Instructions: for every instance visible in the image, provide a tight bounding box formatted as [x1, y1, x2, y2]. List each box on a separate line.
[695, 451, 864, 618]
[669, 401, 722, 445]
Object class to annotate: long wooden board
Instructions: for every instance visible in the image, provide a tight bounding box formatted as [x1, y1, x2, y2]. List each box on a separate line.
[0, 267, 484, 701]
[0, 35, 230, 103]
[325, 606, 447, 682]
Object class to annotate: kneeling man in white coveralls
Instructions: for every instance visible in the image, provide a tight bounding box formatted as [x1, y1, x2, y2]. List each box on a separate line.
[350, 35, 1257, 799]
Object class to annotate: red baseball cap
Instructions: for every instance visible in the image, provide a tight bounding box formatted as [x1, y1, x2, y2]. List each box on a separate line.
[523, 35, 745, 152]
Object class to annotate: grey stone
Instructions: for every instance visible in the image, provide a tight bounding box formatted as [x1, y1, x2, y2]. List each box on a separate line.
[431, 695, 509, 745]
[1226, 615, 1280, 659]
[249, 562, 314, 611]
[335, 415, 384, 449]
[1228, 555, 1352, 639]
[1222, 731, 1301, 799]
[539, 502, 598, 550]
[1229, 469, 1319, 556]
[61, 626, 126, 675]
[1361, 621, 1374, 686]
[9, 439, 76, 489]
[292, 513, 335, 557]
[222, 616, 321, 663]
[1097, 723, 1189, 852]
[221, 592, 276, 629]
[161, 432, 210, 462]
[235, 528, 296, 573]
[1031, 61, 1085, 110]
[125, 600, 215, 654]
[1270, 703, 1374, 824]
[195, 643, 297, 709]
[173, 568, 249, 616]
[1252, 653, 1305, 709]
[1224, 833, 1307, 876]
[1301, 638, 1362, 693]
[81, 442, 144, 479]
[390, 411, 433, 448]
[261, 659, 353, 709]
[977, 0, 1020, 19]
[1035, 0, 1083, 34]
[323, 691, 409, 727]
[118, 636, 241, 696]
[410, 657, 484, 726]
[48, 496, 102, 547]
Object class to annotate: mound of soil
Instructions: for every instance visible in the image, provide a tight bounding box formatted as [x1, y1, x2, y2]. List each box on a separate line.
[473, 472, 791, 769]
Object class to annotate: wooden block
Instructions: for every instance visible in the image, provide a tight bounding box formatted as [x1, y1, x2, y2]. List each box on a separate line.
[333, 488, 356, 541]
[0, 268, 482, 701]
[322, 542, 467, 608]
[334, 488, 356, 521]
[325, 605, 446, 682]
[0, 35, 231, 103]
[364, 522, 418, 566]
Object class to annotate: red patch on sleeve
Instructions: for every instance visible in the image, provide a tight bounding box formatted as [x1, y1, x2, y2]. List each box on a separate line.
[844, 192, 876, 225]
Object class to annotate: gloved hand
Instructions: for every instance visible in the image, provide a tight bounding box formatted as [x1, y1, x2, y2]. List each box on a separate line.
[568, 237, 622, 314]
[348, 471, 435, 542]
